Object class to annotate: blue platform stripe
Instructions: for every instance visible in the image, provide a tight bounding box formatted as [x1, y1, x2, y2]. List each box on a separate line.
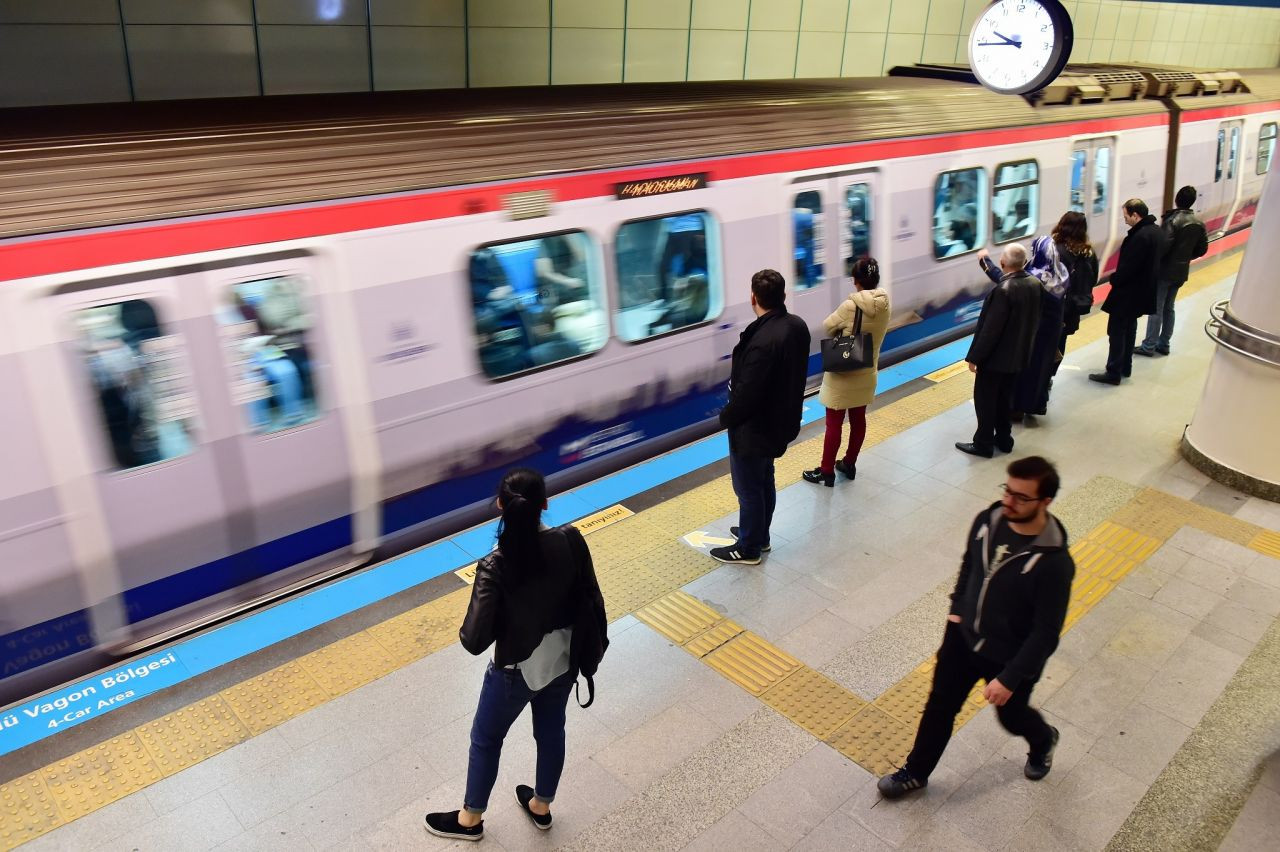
[0, 334, 972, 757]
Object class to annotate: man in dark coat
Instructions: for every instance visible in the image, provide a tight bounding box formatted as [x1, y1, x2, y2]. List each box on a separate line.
[1136, 186, 1208, 357]
[714, 269, 811, 564]
[955, 244, 1042, 459]
[878, 456, 1074, 800]
[1091, 199, 1163, 385]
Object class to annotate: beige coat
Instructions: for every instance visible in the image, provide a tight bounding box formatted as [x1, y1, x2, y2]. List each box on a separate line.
[818, 288, 891, 410]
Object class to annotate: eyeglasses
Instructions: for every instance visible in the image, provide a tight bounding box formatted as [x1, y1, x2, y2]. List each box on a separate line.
[998, 484, 1045, 505]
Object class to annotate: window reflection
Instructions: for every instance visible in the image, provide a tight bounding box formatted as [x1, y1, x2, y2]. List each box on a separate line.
[1069, 150, 1086, 213]
[1259, 123, 1277, 175]
[614, 212, 721, 342]
[934, 168, 986, 259]
[1092, 147, 1110, 215]
[845, 184, 872, 274]
[993, 161, 1038, 243]
[793, 191, 823, 291]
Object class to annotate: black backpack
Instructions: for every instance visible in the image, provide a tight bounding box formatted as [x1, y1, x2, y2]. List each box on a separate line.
[563, 525, 608, 708]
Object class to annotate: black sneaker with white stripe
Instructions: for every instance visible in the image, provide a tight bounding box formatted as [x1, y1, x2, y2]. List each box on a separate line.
[729, 527, 770, 552]
[708, 544, 761, 565]
[877, 767, 927, 799]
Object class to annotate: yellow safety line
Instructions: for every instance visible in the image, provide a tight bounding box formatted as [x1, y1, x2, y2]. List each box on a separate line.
[0, 250, 1253, 849]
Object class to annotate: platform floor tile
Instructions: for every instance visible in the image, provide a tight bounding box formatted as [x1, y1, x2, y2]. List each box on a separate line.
[136, 697, 250, 776]
[222, 660, 331, 736]
[635, 592, 725, 646]
[40, 733, 163, 822]
[0, 773, 59, 849]
[826, 705, 915, 776]
[704, 632, 803, 696]
[1251, 529, 1280, 559]
[760, 667, 866, 740]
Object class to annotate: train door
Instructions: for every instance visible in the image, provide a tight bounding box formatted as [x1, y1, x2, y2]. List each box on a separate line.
[47, 271, 235, 639]
[1208, 120, 1244, 237]
[1070, 138, 1116, 259]
[200, 253, 358, 595]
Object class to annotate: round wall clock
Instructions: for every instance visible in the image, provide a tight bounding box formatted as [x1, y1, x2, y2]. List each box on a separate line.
[968, 0, 1074, 95]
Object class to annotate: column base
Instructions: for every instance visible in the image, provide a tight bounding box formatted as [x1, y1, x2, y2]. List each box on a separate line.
[1180, 430, 1280, 503]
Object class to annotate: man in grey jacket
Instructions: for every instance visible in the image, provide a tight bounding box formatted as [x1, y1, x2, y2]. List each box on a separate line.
[1136, 185, 1208, 357]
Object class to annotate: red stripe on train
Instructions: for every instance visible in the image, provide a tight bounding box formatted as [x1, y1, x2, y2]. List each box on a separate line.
[0, 114, 1167, 282]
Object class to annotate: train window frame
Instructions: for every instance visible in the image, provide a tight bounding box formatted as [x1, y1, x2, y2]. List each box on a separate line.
[932, 166, 988, 261]
[611, 208, 725, 345]
[991, 159, 1040, 246]
[1215, 128, 1225, 182]
[1068, 150, 1087, 213]
[791, 190, 825, 292]
[71, 294, 200, 473]
[842, 182, 874, 275]
[1260, 123, 1278, 175]
[468, 228, 610, 381]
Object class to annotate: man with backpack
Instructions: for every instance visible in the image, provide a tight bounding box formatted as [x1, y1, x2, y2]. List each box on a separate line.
[1135, 186, 1208, 358]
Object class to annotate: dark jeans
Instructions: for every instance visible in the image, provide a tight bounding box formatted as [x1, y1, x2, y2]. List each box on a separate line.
[463, 663, 575, 814]
[1105, 313, 1138, 378]
[971, 369, 1016, 452]
[905, 623, 1054, 780]
[1141, 279, 1182, 351]
[729, 451, 776, 554]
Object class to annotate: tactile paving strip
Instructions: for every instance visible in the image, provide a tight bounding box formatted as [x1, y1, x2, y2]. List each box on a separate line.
[872, 667, 934, 729]
[40, 732, 163, 821]
[136, 696, 250, 776]
[641, 539, 718, 589]
[596, 560, 666, 614]
[683, 619, 744, 658]
[222, 660, 331, 735]
[296, 631, 401, 698]
[635, 592, 725, 646]
[761, 667, 866, 739]
[704, 632, 802, 695]
[1086, 521, 1162, 562]
[1251, 530, 1280, 559]
[0, 772, 60, 849]
[826, 705, 915, 776]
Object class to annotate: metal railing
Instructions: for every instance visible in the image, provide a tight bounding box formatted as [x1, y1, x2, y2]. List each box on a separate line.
[1205, 299, 1280, 368]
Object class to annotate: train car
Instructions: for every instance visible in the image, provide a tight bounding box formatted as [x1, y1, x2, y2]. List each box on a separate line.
[1, 68, 1277, 705]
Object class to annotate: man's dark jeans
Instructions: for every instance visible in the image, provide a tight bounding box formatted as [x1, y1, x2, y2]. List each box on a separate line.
[729, 451, 776, 555]
[971, 368, 1016, 453]
[463, 663, 575, 814]
[1105, 313, 1138, 378]
[1141, 278, 1182, 352]
[904, 623, 1055, 780]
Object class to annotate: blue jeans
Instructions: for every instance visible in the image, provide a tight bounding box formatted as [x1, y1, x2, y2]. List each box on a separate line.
[463, 662, 575, 814]
[729, 452, 776, 555]
[1141, 278, 1181, 352]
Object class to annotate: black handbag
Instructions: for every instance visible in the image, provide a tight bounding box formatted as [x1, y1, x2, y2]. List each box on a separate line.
[820, 307, 874, 373]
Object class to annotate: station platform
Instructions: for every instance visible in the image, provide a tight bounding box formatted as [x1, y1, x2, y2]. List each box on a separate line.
[4, 252, 1279, 851]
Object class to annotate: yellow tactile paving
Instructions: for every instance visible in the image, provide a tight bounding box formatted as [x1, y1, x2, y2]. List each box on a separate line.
[873, 667, 934, 729]
[596, 560, 665, 614]
[683, 619, 745, 658]
[222, 660, 331, 735]
[827, 705, 916, 777]
[635, 592, 726, 646]
[761, 667, 866, 740]
[296, 631, 401, 698]
[638, 539, 717, 589]
[40, 732, 163, 821]
[704, 632, 803, 696]
[136, 697, 250, 776]
[1250, 529, 1280, 559]
[0, 772, 60, 849]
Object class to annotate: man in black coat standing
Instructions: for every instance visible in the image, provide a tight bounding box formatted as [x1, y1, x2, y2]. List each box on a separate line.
[714, 269, 811, 565]
[1136, 186, 1208, 357]
[956, 243, 1042, 459]
[1091, 199, 1163, 385]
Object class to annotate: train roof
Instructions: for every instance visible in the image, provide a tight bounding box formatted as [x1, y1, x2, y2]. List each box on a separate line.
[2, 68, 1278, 241]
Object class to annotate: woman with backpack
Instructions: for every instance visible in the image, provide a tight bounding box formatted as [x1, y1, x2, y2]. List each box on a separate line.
[426, 467, 606, 843]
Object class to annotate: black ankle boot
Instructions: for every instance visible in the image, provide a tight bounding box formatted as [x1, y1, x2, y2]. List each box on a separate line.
[802, 468, 835, 487]
[835, 460, 856, 480]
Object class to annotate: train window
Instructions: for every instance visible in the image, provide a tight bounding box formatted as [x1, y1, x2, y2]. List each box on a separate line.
[1228, 126, 1240, 180]
[792, 191, 824, 291]
[75, 299, 196, 470]
[1215, 129, 1225, 182]
[614, 211, 722, 342]
[933, 168, 987, 259]
[1069, 151, 1086, 213]
[1260, 123, 1278, 175]
[992, 160, 1039, 244]
[1092, 147, 1111, 215]
[470, 231, 606, 378]
[216, 275, 321, 433]
[844, 184, 873, 273]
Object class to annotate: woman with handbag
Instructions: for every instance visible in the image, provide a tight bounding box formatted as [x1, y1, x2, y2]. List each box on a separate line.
[426, 467, 606, 842]
[803, 257, 891, 487]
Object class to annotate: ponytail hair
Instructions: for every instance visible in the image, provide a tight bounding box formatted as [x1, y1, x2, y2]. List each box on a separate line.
[852, 256, 880, 289]
[495, 467, 547, 574]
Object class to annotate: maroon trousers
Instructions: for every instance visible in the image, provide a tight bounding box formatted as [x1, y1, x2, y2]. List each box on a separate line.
[820, 405, 868, 474]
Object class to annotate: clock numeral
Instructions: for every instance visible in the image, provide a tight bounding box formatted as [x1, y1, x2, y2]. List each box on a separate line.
[1041, 24, 1049, 31]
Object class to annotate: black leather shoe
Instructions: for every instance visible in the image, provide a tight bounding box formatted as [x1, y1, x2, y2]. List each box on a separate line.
[995, 437, 1015, 453]
[1088, 372, 1121, 385]
[802, 468, 835, 487]
[1133, 346, 1155, 357]
[955, 442, 994, 458]
[835, 459, 856, 480]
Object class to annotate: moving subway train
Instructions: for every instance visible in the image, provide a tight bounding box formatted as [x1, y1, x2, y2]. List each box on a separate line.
[1, 67, 1277, 705]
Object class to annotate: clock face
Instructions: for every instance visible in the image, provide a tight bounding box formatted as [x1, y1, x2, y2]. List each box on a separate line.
[969, 0, 1073, 95]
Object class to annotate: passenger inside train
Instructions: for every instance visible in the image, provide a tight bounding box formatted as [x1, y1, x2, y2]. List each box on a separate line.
[933, 169, 986, 258]
[993, 160, 1039, 243]
[793, 191, 824, 290]
[613, 211, 719, 341]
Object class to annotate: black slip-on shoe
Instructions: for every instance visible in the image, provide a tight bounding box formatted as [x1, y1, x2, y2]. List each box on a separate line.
[425, 810, 483, 841]
[709, 544, 761, 565]
[515, 785, 553, 830]
[835, 459, 856, 480]
[955, 441, 994, 458]
[995, 437, 1015, 454]
[802, 467, 835, 487]
[1088, 372, 1122, 385]
[877, 767, 927, 800]
[1133, 346, 1156, 357]
[1025, 725, 1060, 781]
[729, 527, 770, 552]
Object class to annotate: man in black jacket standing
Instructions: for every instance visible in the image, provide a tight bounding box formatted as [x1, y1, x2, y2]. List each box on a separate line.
[1136, 186, 1208, 357]
[956, 244, 1042, 459]
[1091, 199, 1163, 385]
[714, 269, 811, 565]
[879, 456, 1075, 799]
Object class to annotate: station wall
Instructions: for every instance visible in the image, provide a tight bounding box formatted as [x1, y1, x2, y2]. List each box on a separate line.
[0, 0, 1277, 107]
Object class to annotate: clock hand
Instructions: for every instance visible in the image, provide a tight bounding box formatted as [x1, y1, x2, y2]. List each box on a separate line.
[991, 30, 1023, 47]
[976, 40, 1021, 46]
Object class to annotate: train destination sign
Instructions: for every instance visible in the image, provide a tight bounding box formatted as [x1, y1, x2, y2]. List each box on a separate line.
[615, 173, 708, 200]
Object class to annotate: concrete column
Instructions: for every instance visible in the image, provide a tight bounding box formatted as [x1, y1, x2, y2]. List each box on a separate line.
[1182, 169, 1280, 500]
